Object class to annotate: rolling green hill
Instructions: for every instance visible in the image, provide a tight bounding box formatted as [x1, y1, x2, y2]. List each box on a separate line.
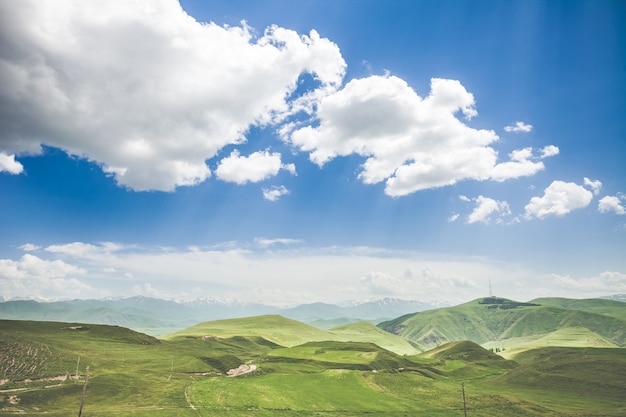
[166, 315, 421, 355]
[378, 297, 626, 352]
[2, 317, 626, 416]
[164, 314, 335, 347]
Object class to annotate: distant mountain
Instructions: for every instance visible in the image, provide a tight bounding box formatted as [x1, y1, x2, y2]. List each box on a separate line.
[378, 296, 626, 352]
[601, 294, 626, 303]
[0, 296, 440, 336]
[279, 298, 437, 323]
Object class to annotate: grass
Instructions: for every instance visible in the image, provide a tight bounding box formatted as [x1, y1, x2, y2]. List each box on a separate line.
[2, 317, 626, 416]
[379, 297, 626, 351]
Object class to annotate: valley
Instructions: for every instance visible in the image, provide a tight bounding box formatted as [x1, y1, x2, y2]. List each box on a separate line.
[1, 296, 625, 416]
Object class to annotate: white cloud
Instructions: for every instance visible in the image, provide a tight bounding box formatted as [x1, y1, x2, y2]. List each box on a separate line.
[0, 153, 23, 174]
[489, 147, 546, 182]
[448, 213, 460, 222]
[262, 185, 290, 201]
[540, 145, 559, 158]
[598, 195, 625, 215]
[19, 243, 41, 252]
[6, 241, 612, 303]
[215, 149, 294, 184]
[287, 75, 556, 196]
[467, 196, 511, 224]
[552, 271, 626, 294]
[458, 195, 471, 202]
[0, 0, 345, 191]
[45, 241, 126, 258]
[583, 177, 602, 195]
[504, 121, 533, 133]
[0, 254, 85, 280]
[0, 254, 91, 299]
[524, 180, 593, 219]
[254, 237, 302, 248]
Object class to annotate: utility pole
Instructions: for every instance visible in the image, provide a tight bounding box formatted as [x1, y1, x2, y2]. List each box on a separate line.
[462, 382, 467, 417]
[78, 366, 89, 417]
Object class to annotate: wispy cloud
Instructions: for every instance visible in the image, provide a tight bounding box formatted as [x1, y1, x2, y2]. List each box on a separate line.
[504, 121, 533, 133]
[583, 177, 603, 195]
[262, 185, 290, 201]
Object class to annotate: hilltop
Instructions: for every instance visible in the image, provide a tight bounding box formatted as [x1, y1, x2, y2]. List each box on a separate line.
[378, 296, 626, 352]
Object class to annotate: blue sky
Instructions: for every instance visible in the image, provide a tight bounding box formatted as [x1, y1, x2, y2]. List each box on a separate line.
[0, 0, 625, 304]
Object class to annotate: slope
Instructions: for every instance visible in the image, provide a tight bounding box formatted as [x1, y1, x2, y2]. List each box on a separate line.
[378, 297, 626, 351]
[329, 321, 421, 355]
[530, 297, 626, 320]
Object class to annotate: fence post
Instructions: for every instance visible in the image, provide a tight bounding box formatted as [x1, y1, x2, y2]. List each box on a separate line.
[78, 366, 89, 417]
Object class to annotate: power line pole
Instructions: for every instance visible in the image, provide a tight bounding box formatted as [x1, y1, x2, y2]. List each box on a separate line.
[462, 382, 467, 417]
[78, 366, 89, 417]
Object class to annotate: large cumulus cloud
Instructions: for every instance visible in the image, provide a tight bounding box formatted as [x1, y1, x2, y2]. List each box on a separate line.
[0, 0, 345, 191]
[286, 75, 557, 196]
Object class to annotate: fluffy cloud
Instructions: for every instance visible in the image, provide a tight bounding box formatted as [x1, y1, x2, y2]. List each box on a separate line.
[0, 254, 85, 279]
[504, 121, 533, 133]
[287, 75, 556, 196]
[0, 152, 23, 174]
[524, 180, 593, 219]
[540, 145, 560, 158]
[598, 195, 625, 215]
[0, 0, 345, 191]
[467, 196, 511, 224]
[0, 254, 90, 299]
[583, 177, 602, 195]
[262, 185, 290, 201]
[215, 150, 295, 184]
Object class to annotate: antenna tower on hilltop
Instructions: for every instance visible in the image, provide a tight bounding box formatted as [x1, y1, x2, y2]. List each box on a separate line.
[489, 277, 493, 297]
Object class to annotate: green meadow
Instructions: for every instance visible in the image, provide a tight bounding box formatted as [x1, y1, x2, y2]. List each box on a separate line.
[1, 298, 626, 416]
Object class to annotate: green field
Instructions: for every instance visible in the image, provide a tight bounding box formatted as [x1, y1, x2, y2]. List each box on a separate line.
[1, 312, 625, 416]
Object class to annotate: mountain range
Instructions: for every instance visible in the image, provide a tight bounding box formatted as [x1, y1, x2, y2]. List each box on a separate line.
[0, 296, 441, 335]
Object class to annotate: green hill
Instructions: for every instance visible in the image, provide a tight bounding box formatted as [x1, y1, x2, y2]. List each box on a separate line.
[378, 297, 626, 351]
[328, 321, 421, 355]
[530, 297, 626, 320]
[2, 317, 626, 416]
[164, 314, 336, 347]
[166, 315, 421, 355]
[420, 340, 507, 362]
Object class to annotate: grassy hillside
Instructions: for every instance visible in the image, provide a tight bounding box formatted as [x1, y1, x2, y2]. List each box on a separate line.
[2, 318, 626, 416]
[164, 315, 336, 347]
[530, 297, 626, 320]
[379, 297, 626, 351]
[328, 321, 421, 355]
[166, 315, 421, 355]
